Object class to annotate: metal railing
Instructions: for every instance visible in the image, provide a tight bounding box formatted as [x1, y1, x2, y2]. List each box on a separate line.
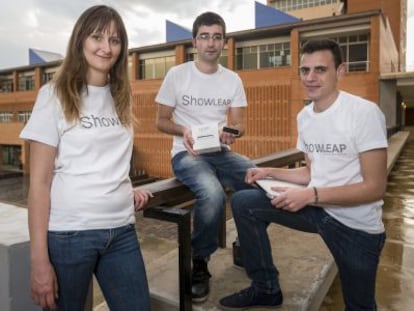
[136, 148, 304, 311]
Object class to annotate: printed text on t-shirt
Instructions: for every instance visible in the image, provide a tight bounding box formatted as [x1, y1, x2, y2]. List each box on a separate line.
[182, 95, 231, 106]
[80, 114, 121, 128]
[304, 143, 347, 153]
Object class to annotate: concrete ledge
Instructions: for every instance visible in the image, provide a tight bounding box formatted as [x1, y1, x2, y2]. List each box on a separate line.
[386, 131, 410, 174]
[0, 203, 41, 311]
[143, 219, 334, 311]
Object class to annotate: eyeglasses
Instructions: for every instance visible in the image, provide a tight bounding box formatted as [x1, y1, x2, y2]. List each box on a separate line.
[299, 66, 329, 75]
[196, 33, 224, 42]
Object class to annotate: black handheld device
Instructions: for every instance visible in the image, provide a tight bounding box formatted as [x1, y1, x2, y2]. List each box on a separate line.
[222, 126, 240, 136]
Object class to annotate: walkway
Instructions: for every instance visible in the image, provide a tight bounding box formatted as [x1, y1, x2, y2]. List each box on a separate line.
[321, 127, 414, 310]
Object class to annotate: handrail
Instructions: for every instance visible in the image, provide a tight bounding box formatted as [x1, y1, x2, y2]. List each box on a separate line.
[136, 148, 304, 203]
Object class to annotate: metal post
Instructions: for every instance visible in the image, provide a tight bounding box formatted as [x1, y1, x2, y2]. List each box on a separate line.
[144, 206, 192, 311]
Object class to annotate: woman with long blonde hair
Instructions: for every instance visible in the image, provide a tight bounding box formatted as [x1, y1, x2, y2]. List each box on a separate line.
[20, 5, 151, 310]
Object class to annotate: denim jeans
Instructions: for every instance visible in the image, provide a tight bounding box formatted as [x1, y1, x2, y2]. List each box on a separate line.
[47, 224, 150, 311]
[172, 149, 255, 258]
[231, 189, 386, 311]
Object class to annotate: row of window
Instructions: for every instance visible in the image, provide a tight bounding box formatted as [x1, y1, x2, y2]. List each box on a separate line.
[0, 33, 369, 89]
[274, 0, 339, 11]
[138, 33, 369, 77]
[0, 72, 55, 93]
[0, 111, 31, 122]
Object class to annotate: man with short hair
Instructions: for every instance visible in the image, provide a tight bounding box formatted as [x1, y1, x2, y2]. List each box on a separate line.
[219, 38, 388, 310]
[155, 11, 254, 302]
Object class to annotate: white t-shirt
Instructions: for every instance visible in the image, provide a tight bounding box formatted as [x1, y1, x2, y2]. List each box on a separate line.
[297, 91, 388, 234]
[155, 61, 248, 157]
[20, 84, 135, 231]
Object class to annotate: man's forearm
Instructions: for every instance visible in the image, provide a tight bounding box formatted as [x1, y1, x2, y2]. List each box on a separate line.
[157, 119, 185, 136]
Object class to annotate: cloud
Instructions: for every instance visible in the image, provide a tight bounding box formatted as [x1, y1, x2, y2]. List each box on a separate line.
[0, 0, 411, 70]
[0, 0, 262, 69]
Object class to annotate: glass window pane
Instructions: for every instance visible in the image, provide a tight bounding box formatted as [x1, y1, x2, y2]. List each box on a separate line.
[244, 53, 257, 70]
[348, 43, 367, 71]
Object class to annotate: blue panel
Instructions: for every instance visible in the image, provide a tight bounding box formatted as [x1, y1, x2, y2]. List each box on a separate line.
[166, 20, 192, 42]
[29, 48, 45, 65]
[255, 1, 300, 28]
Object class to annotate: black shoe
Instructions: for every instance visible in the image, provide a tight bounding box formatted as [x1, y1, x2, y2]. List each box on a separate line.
[191, 257, 211, 303]
[219, 286, 283, 310]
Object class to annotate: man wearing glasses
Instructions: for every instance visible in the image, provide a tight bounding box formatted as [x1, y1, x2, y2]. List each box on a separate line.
[219, 39, 388, 310]
[155, 12, 254, 303]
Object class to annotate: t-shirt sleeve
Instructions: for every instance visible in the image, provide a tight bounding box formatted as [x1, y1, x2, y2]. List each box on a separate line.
[354, 103, 388, 153]
[231, 75, 248, 108]
[19, 85, 61, 147]
[295, 109, 306, 151]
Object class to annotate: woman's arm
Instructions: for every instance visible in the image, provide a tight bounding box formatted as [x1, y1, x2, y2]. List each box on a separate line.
[27, 141, 58, 309]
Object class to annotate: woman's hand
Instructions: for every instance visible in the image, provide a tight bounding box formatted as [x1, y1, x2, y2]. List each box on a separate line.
[133, 189, 153, 211]
[31, 260, 58, 309]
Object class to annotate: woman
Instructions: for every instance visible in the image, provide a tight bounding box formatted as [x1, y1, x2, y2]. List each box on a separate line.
[20, 5, 151, 310]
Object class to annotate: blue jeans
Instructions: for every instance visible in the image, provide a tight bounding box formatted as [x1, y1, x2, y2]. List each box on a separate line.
[231, 189, 385, 311]
[47, 224, 150, 311]
[172, 149, 255, 258]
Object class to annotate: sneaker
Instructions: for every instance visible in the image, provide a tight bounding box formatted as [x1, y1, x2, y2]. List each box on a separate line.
[191, 257, 211, 302]
[218, 286, 283, 310]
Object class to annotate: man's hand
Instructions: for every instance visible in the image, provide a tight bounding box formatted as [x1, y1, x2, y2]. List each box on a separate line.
[182, 128, 198, 156]
[245, 167, 269, 184]
[270, 187, 315, 212]
[220, 130, 237, 145]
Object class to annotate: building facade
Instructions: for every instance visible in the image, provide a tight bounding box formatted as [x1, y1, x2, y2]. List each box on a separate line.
[0, 0, 408, 177]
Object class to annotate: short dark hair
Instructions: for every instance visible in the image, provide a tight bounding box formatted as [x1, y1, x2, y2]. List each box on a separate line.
[192, 12, 226, 38]
[301, 39, 343, 68]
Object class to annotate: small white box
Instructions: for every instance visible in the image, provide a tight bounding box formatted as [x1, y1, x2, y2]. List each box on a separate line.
[192, 123, 221, 154]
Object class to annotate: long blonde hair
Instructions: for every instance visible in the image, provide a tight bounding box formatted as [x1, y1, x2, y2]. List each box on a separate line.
[53, 5, 132, 126]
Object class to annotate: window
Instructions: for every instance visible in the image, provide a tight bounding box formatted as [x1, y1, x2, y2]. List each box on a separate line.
[18, 73, 35, 91]
[347, 44, 368, 71]
[42, 71, 55, 84]
[236, 46, 258, 70]
[0, 112, 13, 122]
[236, 42, 290, 70]
[139, 56, 175, 80]
[301, 33, 369, 72]
[219, 50, 228, 67]
[330, 33, 369, 72]
[18, 111, 31, 123]
[0, 79, 13, 92]
[274, 0, 339, 11]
